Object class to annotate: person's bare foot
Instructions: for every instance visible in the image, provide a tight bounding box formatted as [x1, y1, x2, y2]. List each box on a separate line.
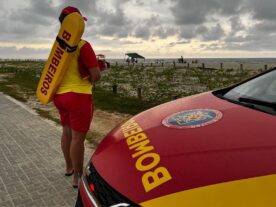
[65, 169, 74, 176]
[72, 173, 80, 188]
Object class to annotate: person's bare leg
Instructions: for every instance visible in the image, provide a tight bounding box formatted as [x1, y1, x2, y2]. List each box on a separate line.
[70, 129, 86, 187]
[61, 125, 73, 174]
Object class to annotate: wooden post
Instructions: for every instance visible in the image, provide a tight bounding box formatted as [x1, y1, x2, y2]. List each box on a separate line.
[116, 62, 118, 66]
[112, 85, 117, 94]
[173, 61, 176, 69]
[240, 64, 243, 70]
[162, 63, 164, 67]
[202, 63, 205, 69]
[220, 63, 223, 70]
[150, 63, 153, 67]
[173, 95, 178, 100]
[137, 88, 142, 100]
[187, 63, 190, 69]
[264, 64, 268, 70]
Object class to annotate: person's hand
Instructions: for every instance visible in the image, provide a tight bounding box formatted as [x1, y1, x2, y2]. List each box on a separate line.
[88, 67, 101, 82]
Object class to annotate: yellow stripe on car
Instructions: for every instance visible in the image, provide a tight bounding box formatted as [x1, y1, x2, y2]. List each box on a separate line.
[140, 174, 276, 206]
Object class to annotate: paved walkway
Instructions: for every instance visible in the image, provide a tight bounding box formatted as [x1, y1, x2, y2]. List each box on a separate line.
[0, 93, 93, 207]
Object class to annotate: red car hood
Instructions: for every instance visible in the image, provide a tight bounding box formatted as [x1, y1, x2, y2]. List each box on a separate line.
[92, 92, 276, 204]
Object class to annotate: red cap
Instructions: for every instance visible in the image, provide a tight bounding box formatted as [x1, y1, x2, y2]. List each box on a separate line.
[59, 6, 87, 23]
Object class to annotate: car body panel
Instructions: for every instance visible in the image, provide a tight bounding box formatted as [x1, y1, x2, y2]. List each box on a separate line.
[79, 177, 99, 207]
[91, 92, 276, 204]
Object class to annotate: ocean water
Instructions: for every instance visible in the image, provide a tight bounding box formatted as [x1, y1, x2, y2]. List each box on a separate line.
[107, 58, 276, 70]
[1, 58, 276, 70]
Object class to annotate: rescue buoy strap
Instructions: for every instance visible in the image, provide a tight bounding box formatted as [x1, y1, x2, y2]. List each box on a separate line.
[56, 36, 78, 53]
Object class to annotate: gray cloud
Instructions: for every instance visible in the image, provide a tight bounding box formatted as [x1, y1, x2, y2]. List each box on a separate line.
[178, 25, 197, 39]
[96, 7, 130, 37]
[11, 0, 57, 25]
[165, 0, 276, 53]
[0, 46, 49, 59]
[250, 0, 276, 21]
[133, 15, 160, 39]
[170, 0, 244, 25]
[229, 16, 245, 33]
[200, 24, 225, 41]
[58, 0, 98, 17]
[255, 21, 276, 32]
[1, 0, 58, 45]
[168, 40, 190, 47]
[2, 0, 276, 58]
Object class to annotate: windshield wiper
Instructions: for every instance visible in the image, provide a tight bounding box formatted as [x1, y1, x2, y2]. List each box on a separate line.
[239, 97, 276, 110]
[215, 93, 274, 112]
[227, 98, 256, 109]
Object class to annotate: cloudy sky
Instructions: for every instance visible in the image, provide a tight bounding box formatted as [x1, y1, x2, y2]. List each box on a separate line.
[1, 0, 276, 59]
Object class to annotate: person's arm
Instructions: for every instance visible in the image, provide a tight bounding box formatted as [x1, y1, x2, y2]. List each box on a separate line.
[88, 66, 101, 82]
[80, 41, 101, 82]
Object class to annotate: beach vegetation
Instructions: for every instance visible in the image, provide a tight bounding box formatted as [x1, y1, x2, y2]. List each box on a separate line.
[0, 60, 261, 117]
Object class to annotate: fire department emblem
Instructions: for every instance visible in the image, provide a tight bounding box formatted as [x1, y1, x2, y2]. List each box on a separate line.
[162, 109, 223, 129]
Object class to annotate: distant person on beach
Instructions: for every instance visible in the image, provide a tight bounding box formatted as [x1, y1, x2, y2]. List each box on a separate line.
[131, 57, 137, 63]
[181, 56, 184, 63]
[53, 6, 101, 188]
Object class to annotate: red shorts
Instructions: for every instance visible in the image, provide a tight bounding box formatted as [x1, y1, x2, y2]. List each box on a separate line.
[53, 92, 94, 132]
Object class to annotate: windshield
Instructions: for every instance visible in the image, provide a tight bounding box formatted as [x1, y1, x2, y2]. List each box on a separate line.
[221, 69, 276, 115]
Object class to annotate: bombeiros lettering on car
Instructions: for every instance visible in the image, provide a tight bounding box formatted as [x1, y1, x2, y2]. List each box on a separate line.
[121, 119, 172, 192]
[40, 30, 71, 95]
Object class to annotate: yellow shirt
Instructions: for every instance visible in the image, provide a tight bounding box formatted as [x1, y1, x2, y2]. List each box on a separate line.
[56, 40, 92, 94]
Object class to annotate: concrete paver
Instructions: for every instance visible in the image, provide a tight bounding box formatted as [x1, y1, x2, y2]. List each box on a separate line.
[0, 93, 93, 207]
